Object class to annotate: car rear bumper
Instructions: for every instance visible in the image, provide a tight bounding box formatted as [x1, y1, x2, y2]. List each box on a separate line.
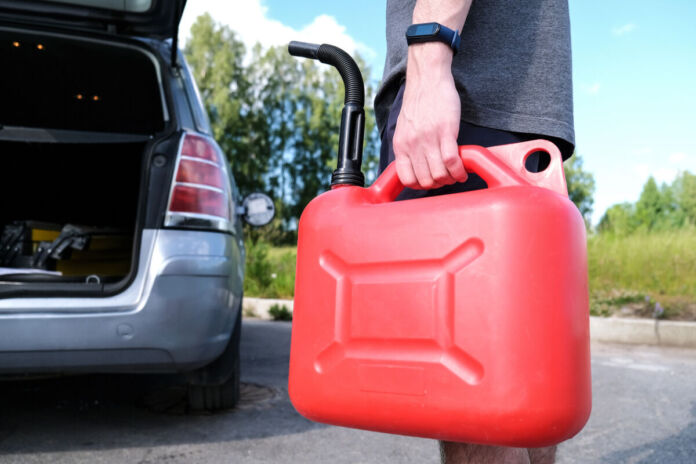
[0, 229, 245, 373]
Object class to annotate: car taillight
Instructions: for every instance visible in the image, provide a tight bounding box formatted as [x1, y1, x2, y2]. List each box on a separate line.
[169, 185, 228, 218]
[165, 133, 233, 230]
[180, 133, 221, 163]
[176, 159, 226, 189]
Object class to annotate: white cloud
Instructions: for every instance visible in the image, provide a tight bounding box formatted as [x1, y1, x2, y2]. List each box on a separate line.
[179, 0, 375, 61]
[654, 168, 679, 184]
[633, 163, 679, 185]
[612, 23, 637, 36]
[583, 82, 601, 95]
[634, 163, 650, 179]
[669, 152, 687, 164]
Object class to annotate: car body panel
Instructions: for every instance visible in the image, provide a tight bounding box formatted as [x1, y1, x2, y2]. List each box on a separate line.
[0, 229, 244, 372]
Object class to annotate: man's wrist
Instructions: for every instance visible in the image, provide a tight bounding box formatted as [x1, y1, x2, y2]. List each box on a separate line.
[407, 42, 453, 77]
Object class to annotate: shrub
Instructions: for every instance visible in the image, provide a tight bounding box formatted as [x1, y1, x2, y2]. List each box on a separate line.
[244, 241, 297, 299]
[268, 303, 292, 321]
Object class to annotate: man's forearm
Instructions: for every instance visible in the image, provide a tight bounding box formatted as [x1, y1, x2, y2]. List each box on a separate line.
[412, 0, 472, 31]
[393, 1, 473, 189]
[408, 0, 472, 80]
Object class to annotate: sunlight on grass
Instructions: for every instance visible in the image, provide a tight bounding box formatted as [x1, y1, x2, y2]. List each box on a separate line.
[244, 231, 696, 319]
[589, 229, 696, 298]
[588, 229, 696, 319]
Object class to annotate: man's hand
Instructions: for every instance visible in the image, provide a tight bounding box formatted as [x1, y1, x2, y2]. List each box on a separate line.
[393, 43, 467, 189]
[392, 0, 473, 190]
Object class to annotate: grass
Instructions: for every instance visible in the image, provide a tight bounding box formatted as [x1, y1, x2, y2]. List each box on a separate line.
[588, 229, 696, 319]
[588, 229, 696, 298]
[243, 240, 296, 300]
[244, 229, 696, 320]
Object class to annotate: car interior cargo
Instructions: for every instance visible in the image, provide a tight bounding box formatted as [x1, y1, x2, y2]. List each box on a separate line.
[0, 28, 165, 290]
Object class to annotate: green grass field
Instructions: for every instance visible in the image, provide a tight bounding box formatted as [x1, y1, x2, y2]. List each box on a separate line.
[588, 229, 696, 319]
[245, 229, 696, 320]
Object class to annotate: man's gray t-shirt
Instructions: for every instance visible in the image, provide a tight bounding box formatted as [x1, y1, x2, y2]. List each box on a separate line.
[375, 0, 574, 156]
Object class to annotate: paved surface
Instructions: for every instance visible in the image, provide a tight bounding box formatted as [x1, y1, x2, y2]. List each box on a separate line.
[0, 320, 694, 463]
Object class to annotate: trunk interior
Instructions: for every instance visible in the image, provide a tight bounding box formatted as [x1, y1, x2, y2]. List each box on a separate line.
[0, 27, 166, 291]
[0, 141, 144, 284]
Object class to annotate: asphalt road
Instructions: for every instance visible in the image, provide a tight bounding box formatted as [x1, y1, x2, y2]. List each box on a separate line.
[0, 320, 694, 463]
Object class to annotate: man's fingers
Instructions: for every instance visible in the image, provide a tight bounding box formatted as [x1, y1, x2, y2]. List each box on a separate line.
[409, 152, 440, 190]
[441, 137, 468, 183]
[425, 150, 456, 186]
[395, 156, 419, 189]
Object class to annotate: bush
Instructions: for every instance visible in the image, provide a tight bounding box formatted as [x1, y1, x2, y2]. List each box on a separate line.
[243, 240, 296, 299]
[244, 240, 273, 297]
[268, 303, 293, 321]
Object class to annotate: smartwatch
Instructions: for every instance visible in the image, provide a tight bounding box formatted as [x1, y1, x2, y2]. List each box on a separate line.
[406, 22, 461, 54]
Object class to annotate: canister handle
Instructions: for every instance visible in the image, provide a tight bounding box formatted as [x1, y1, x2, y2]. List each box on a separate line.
[369, 140, 568, 203]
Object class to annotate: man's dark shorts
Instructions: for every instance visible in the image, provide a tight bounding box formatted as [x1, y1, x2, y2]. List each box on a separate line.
[379, 84, 561, 200]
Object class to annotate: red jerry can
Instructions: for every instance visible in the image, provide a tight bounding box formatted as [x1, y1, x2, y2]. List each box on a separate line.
[287, 42, 591, 447]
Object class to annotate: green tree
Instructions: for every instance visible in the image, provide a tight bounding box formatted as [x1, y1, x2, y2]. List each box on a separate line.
[655, 181, 682, 230]
[598, 203, 635, 235]
[251, 45, 379, 221]
[672, 171, 696, 226]
[634, 176, 664, 230]
[184, 14, 380, 243]
[184, 14, 270, 195]
[564, 153, 595, 222]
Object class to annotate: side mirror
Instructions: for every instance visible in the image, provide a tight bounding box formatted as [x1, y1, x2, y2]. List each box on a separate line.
[240, 193, 275, 227]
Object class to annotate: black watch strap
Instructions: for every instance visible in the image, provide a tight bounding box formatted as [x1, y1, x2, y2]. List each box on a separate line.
[406, 22, 461, 54]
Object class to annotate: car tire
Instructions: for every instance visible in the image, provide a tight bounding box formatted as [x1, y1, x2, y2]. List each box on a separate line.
[187, 301, 242, 411]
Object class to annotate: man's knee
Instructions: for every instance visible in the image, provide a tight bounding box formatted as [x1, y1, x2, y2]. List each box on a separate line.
[527, 446, 557, 464]
[439, 442, 557, 464]
[440, 442, 530, 464]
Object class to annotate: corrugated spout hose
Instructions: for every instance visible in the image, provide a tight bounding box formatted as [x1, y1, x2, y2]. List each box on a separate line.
[288, 41, 365, 187]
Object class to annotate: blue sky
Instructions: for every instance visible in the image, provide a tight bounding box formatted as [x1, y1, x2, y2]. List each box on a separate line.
[181, 1, 696, 225]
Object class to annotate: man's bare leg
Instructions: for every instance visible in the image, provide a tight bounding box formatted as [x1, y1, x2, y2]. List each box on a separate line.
[440, 442, 557, 464]
[527, 446, 557, 464]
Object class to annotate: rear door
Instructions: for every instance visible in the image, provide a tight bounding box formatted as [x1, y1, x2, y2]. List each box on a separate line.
[0, 0, 186, 38]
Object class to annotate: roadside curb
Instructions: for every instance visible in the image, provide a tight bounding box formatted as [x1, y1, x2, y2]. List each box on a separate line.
[243, 297, 294, 321]
[243, 297, 696, 348]
[590, 316, 696, 348]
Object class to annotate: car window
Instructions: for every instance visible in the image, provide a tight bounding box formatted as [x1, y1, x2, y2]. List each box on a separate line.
[41, 0, 153, 13]
[179, 56, 213, 136]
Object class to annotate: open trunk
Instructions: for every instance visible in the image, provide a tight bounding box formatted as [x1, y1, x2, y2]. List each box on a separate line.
[0, 141, 145, 283]
[0, 27, 167, 291]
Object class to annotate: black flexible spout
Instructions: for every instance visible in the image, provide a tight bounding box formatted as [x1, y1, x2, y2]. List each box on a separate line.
[288, 41, 365, 187]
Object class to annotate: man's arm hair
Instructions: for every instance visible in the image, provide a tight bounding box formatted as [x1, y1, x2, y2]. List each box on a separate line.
[392, 0, 473, 189]
[412, 0, 471, 31]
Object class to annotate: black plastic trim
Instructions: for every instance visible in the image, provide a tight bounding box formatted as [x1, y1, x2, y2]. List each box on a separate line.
[0, 126, 153, 144]
[0, 0, 186, 39]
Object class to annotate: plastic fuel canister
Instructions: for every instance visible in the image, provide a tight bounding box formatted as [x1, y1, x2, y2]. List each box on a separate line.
[287, 41, 591, 447]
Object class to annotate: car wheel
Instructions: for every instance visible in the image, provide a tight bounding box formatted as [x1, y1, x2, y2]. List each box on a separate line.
[187, 301, 242, 411]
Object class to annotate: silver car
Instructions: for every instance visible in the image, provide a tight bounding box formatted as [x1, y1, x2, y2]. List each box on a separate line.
[0, 0, 273, 410]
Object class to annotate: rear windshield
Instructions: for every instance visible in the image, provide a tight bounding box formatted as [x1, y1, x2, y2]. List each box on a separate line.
[0, 29, 164, 134]
[41, 0, 153, 13]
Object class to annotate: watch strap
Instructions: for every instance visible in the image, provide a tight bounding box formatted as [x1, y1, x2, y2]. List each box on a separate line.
[406, 22, 461, 54]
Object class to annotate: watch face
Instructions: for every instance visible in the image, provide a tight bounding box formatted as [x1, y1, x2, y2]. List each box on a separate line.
[409, 22, 439, 37]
